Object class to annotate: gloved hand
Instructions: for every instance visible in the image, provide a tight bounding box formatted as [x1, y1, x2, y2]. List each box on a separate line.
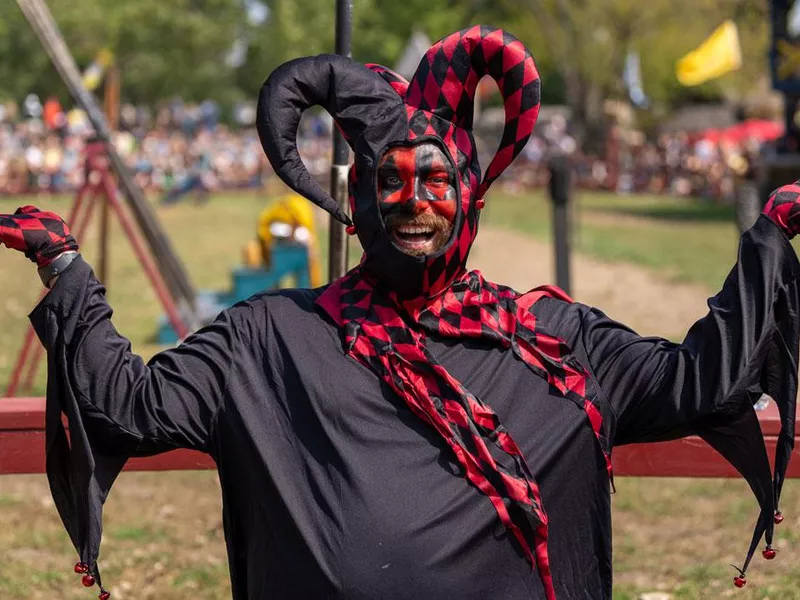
[0, 205, 79, 266]
[762, 181, 800, 239]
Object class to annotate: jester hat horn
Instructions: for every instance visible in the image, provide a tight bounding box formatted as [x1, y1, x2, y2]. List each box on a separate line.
[258, 26, 541, 294]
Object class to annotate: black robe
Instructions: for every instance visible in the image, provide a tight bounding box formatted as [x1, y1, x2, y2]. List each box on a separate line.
[30, 216, 800, 599]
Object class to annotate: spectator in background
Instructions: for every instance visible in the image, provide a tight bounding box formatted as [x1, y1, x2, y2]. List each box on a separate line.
[0, 93, 780, 203]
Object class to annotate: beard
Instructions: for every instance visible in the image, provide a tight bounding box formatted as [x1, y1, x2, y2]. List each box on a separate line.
[384, 212, 454, 257]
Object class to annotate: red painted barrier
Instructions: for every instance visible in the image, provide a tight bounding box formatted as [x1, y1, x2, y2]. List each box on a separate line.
[1, 396, 798, 477]
[0, 397, 214, 474]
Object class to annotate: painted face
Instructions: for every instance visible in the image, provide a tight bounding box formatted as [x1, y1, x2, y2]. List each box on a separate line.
[377, 142, 457, 257]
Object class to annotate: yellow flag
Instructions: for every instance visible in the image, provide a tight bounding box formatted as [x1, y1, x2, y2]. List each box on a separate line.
[81, 49, 114, 91]
[675, 21, 742, 87]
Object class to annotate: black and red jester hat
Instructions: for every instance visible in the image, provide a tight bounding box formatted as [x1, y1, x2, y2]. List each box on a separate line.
[257, 25, 541, 298]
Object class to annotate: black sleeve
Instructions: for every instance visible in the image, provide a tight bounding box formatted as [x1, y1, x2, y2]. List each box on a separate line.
[28, 256, 259, 578]
[30, 256, 250, 455]
[537, 216, 800, 446]
[552, 215, 800, 574]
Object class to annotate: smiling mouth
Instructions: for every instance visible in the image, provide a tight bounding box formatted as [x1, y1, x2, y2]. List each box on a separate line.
[390, 224, 437, 251]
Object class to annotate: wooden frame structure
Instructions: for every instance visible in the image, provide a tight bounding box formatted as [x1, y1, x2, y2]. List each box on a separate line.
[2, 396, 798, 477]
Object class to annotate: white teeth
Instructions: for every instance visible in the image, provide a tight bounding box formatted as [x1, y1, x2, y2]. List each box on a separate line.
[396, 226, 433, 234]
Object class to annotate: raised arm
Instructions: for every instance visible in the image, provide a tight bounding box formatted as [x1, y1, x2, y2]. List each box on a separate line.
[31, 256, 242, 453]
[577, 184, 800, 444]
[1, 205, 253, 590]
[1, 206, 240, 453]
[535, 186, 800, 583]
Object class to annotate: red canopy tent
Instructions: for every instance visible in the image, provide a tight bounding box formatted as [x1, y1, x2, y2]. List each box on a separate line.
[698, 119, 784, 145]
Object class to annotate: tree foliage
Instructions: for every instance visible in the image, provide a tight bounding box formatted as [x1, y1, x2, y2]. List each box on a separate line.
[0, 0, 245, 105]
[0, 0, 775, 138]
[479, 0, 769, 146]
[236, 0, 472, 98]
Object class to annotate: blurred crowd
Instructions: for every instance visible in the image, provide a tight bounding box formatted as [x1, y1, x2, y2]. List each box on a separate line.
[502, 116, 767, 203]
[0, 95, 774, 204]
[0, 96, 335, 202]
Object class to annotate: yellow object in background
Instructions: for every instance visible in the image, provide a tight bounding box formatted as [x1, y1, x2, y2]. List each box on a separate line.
[82, 49, 114, 91]
[258, 194, 316, 247]
[675, 21, 742, 87]
[242, 240, 263, 269]
[256, 194, 323, 287]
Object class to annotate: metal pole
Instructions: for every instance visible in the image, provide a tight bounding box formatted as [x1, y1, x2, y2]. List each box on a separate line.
[548, 154, 572, 296]
[99, 64, 120, 285]
[328, 0, 353, 281]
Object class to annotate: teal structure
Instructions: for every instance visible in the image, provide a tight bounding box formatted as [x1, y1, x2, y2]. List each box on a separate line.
[157, 243, 312, 344]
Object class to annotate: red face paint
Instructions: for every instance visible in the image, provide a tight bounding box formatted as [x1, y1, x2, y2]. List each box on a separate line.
[377, 143, 458, 257]
[377, 143, 457, 223]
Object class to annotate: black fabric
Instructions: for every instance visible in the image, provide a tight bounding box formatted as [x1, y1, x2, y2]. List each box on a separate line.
[539, 215, 800, 576]
[318, 272, 614, 596]
[31, 216, 800, 598]
[257, 54, 406, 225]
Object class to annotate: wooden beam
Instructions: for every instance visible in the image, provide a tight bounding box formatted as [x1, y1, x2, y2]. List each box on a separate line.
[1, 397, 797, 477]
[0, 430, 214, 474]
[0, 398, 214, 474]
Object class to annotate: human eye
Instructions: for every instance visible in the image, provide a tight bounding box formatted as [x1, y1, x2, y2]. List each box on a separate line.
[427, 172, 449, 185]
[382, 174, 403, 187]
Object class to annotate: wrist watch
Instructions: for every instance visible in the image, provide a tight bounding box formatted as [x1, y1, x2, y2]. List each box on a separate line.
[38, 252, 80, 288]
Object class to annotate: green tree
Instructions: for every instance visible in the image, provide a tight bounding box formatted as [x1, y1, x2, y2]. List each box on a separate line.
[234, 0, 336, 98]
[480, 0, 770, 150]
[0, 2, 60, 102]
[236, 0, 474, 98]
[0, 0, 772, 128]
[0, 0, 246, 106]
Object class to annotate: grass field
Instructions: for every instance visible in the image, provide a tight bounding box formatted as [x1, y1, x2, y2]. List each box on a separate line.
[484, 190, 749, 290]
[1, 188, 799, 599]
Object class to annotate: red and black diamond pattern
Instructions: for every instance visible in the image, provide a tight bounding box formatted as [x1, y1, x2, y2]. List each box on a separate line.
[318, 270, 614, 600]
[361, 26, 540, 299]
[404, 25, 541, 200]
[0, 205, 79, 266]
[365, 63, 409, 96]
[763, 181, 800, 238]
[258, 27, 541, 297]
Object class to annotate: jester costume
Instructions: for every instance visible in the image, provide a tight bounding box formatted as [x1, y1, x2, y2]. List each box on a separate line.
[20, 27, 799, 599]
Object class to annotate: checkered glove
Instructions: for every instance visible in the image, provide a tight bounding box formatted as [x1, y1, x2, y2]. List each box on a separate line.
[0, 205, 79, 267]
[763, 181, 800, 239]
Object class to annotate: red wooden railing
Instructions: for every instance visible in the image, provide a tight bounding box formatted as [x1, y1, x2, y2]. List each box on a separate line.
[0, 397, 213, 474]
[1, 396, 799, 476]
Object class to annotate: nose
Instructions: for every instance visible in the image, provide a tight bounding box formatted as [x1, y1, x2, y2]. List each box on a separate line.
[409, 180, 431, 214]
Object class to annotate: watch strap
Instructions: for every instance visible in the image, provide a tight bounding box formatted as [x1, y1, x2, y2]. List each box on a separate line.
[38, 252, 79, 287]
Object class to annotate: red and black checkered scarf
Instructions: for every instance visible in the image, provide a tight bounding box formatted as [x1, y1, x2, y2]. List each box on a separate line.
[317, 270, 613, 600]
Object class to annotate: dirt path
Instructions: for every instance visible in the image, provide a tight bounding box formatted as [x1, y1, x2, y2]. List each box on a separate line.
[469, 226, 713, 340]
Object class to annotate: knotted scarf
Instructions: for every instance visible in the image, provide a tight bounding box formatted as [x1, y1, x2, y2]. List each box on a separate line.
[318, 268, 614, 600]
